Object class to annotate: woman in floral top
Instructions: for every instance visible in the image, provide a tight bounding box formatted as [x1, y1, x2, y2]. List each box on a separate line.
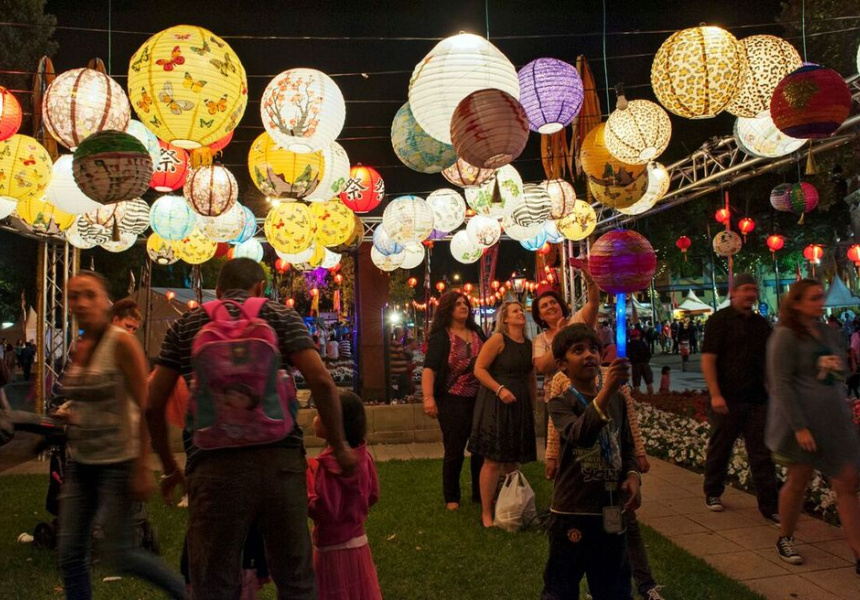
[422, 291, 487, 510]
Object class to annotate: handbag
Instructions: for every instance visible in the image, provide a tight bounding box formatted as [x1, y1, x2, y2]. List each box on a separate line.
[493, 470, 537, 532]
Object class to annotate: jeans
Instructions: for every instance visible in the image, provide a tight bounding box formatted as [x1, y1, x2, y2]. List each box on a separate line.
[187, 446, 315, 600]
[625, 510, 658, 596]
[436, 394, 483, 504]
[704, 402, 779, 516]
[58, 461, 185, 600]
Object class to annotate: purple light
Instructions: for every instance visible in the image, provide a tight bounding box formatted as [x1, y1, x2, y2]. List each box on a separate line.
[427, 228, 448, 241]
[517, 58, 584, 134]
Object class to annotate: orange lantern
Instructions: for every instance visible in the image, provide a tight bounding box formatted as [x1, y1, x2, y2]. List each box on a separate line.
[407, 277, 418, 288]
[463, 282, 473, 293]
[714, 208, 730, 224]
[286, 298, 295, 308]
[150, 140, 189, 192]
[334, 273, 344, 285]
[436, 281, 446, 293]
[738, 217, 755, 241]
[537, 242, 552, 255]
[803, 244, 823, 263]
[275, 258, 290, 273]
[165, 290, 176, 301]
[847, 244, 860, 267]
[310, 287, 320, 297]
[187, 300, 199, 309]
[0, 87, 23, 142]
[766, 234, 785, 254]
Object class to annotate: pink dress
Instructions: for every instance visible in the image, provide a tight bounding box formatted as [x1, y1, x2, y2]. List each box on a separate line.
[307, 444, 382, 600]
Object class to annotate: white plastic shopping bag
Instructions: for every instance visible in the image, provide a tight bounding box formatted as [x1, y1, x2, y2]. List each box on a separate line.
[493, 470, 536, 532]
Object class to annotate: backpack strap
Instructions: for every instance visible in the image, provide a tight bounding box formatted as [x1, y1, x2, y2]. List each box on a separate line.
[241, 297, 269, 320]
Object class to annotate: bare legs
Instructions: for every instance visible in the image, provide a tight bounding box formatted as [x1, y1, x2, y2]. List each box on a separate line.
[778, 463, 813, 540]
[479, 459, 516, 527]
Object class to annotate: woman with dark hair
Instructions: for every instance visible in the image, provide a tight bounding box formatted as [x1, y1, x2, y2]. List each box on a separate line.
[421, 291, 487, 510]
[767, 279, 860, 571]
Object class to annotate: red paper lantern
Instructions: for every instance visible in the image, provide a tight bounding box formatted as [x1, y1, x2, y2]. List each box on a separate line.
[847, 244, 860, 266]
[150, 140, 189, 192]
[766, 234, 785, 253]
[187, 300, 199, 309]
[537, 242, 552, 255]
[770, 64, 852, 139]
[310, 287, 320, 297]
[738, 217, 755, 235]
[340, 165, 384, 213]
[165, 290, 176, 301]
[208, 130, 234, 153]
[675, 235, 691, 262]
[803, 244, 823, 263]
[0, 87, 23, 142]
[407, 276, 418, 288]
[714, 208, 730, 224]
[286, 298, 295, 308]
[491, 280, 500, 290]
[436, 281, 446, 293]
[450, 89, 529, 170]
[463, 282, 473, 293]
[334, 273, 344, 285]
[214, 242, 230, 258]
[275, 257, 290, 272]
[589, 229, 657, 294]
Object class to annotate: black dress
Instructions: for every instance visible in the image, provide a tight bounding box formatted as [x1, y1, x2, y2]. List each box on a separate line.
[469, 334, 537, 463]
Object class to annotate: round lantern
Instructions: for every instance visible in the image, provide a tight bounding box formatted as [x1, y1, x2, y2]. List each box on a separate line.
[233, 239, 264, 262]
[128, 25, 248, 149]
[520, 229, 548, 252]
[177, 227, 218, 265]
[43, 68, 130, 150]
[372, 220, 402, 255]
[146, 233, 179, 265]
[589, 230, 657, 294]
[715, 208, 730, 224]
[543, 219, 565, 244]
[450, 229, 483, 264]
[604, 99, 672, 164]
[183, 165, 238, 217]
[276, 244, 316, 264]
[340, 165, 384, 213]
[44, 155, 101, 214]
[540, 179, 577, 220]
[441, 157, 495, 188]
[118, 198, 151, 235]
[15, 196, 75, 235]
[247, 131, 323, 199]
[727, 35, 803, 118]
[517, 58, 584, 134]
[803, 243, 824, 263]
[770, 64, 852, 139]
[263, 202, 315, 254]
[391, 102, 457, 174]
[198, 201, 247, 242]
[426, 188, 466, 232]
[675, 235, 692, 261]
[766, 234, 785, 253]
[508, 183, 552, 228]
[408, 33, 520, 144]
[125, 119, 161, 165]
[713, 230, 743, 257]
[738, 217, 756, 238]
[208, 131, 234, 153]
[503, 217, 544, 241]
[150, 194, 196, 241]
[651, 26, 747, 119]
[734, 113, 806, 158]
[0, 134, 53, 202]
[83, 201, 127, 238]
[232, 205, 257, 244]
[309, 199, 356, 247]
[65, 217, 100, 249]
[450, 89, 529, 169]
[382, 195, 435, 244]
[101, 232, 138, 253]
[556, 200, 597, 241]
[329, 213, 364, 254]
[769, 182, 818, 221]
[847, 244, 860, 267]
[261, 68, 345, 152]
[320, 248, 342, 270]
[398, 243, 426, 270]
[0, 87, 23, 142]
[150, 140, 189, 192]
[465, 164, 523, 219]
[466, 215, 502, 247]
[307, 141, 350, 202]
[0, 197, 16, 220]
[581, 124, 648, 209]
[371, 246, 405, 272]
[616, 161, 671, 216]
[72, 131, 152, 204]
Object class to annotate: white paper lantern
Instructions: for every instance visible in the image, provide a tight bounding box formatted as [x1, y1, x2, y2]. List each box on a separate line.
[408, 33, 520, 144]
[232, 206, 258, 244]
[118, 198, 150, 235]
[508, 184, 552, 228]
[372, 225, 402, 256]
[101, 232, 137, 253]
[543, 219, 565, 244]
[734, 113, 805, 158]
[276, 245, 316, 264]
[198, 202, 247, 242]
[604, 100, 672, 164]
[382, 195, 435, 244]
[150, 194, 196, 241]
[450, 230, 483, 264]
[44, 155, 101, 214]
[398, 243, 425, 270]
[233, 239, 264, 262]
[0, 196, 15, 219]
[504, 217, 545, 241]
[713, 230, 742, 256]
[184, 165, 238, 217]
[465, 164, 523, 219]
[320, 248, 342, 269]
[125, 119, 161, 165]
[540, 179, 577, 220]
[727, 35, 803, 118]
[64, 217, 100, 249]
[617, 162, 671, 216]
[261, 68, 346, 152]
[371, 246, 405, 272]
[307, 141, 350, 201]
[466, 215, 501, 247]
[426, 188, 466, 232]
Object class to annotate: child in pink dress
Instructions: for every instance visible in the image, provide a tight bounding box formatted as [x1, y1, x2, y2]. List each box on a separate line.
[307, 391, 382, 600]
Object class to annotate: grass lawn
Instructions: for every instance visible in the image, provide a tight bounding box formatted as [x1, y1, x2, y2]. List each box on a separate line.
[0, 459, 764, 599]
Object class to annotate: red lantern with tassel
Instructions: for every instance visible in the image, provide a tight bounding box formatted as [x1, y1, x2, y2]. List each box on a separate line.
[675, 235, 692, 261]
[766, 234, 785, 254]
[738, 217, 755, 241]
[714, 208, 730, 224]
[803, 244, 823, 263]
[847, 244, 860, 268]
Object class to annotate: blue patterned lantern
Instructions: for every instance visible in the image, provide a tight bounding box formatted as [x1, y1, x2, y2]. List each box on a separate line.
[372, 224, 402, 256]
[232, 205, 258, 244]
[391, 103, 457, 174]
[233, 239, 264, 262]
[520, 229, 548, 251]
[150, 194, 195, 241]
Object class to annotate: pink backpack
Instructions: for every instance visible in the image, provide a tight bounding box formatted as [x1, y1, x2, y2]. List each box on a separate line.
[188, 298, 298, 449]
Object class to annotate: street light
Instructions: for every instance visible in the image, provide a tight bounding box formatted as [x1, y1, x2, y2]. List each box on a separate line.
[512, 273, 526, 295]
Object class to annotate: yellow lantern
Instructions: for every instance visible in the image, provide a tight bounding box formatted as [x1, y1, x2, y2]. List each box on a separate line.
[146, 233, 179, 265]
[581, 124, 648, 210]
[589, 177, 649, 211]
[726, 35, 802, 118]
[0, 134, 53, 202]
[16, 196, 75, 234]
[555, 200, 596, 241]
[264, 202, 316, 254]
[309, 199, 356, 247]
[616, 162, 671, 216]
[128, 25, 248, 149]
[177, 227, 218, 264]
[248, 132, 324, 199]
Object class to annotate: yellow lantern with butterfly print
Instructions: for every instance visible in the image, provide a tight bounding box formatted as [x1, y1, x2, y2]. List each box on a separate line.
[128, 25, 248, 150]
[0, 134, 53, 203]
[309, 199, 356, 247]
[263, 201, 316, 254]
[248, 132, 324, 200]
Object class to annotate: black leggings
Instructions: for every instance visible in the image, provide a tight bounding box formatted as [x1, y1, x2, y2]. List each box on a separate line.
[436, 394, 483, 504]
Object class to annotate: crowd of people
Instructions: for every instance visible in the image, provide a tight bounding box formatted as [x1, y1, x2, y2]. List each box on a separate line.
[0, 338, 37, 381]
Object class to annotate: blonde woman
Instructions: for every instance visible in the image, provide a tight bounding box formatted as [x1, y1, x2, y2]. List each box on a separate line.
[469, 301, 538, 527]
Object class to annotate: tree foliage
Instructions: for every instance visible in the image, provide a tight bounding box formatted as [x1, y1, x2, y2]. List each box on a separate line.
[0, 0, 58, 113]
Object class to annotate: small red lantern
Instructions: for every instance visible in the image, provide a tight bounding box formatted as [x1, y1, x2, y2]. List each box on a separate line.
[310, 287, 320, 297]
[463, 282, 473, 293]
[675, 235, 692, 262]
[714, 208, 730, 224]
[491, 280, 500, 290]
[286, 298, 295, 308]
[334, 273, 344, 285]
[339, 165, 384, 213]
[436, 281, 446, 293]
[466, 208, 476, 217]
[738, 217, 755, 242]
[187, 300, 199, 309]
[407, 277, 418, 288]
[847, 244, 860, 267]
[275, 258, 290, 273]
[0, 87, 23, 142]
[150, 140, 189, 192]
[766, 234, 785, 254]
[165, 290, 176, 301]
[803, 244, 824, 263]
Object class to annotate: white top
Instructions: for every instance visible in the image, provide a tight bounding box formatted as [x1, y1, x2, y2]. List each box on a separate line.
[532, 311, 589, 360]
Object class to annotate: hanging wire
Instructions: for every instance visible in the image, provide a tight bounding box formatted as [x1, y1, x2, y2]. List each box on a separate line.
[107, 0, 112, 73]
[601, 0, 611, 109]
[801, 0, 808, 61]
[485, 0, 490, 39]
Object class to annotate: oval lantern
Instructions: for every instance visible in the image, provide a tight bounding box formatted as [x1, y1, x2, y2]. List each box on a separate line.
[450, 89, 529, 169]
[715, 208, 730, 224]
[450, 229, 483, 264]
[309, 199, 356, 247]
[713, 230, 743, 257]
[734, 113, 806, 158]
[738, 217, 756, 238]
[233, 239, 264, 262]
[770, 182, 818, 223]
[146, 233, 179, 265]
[766, 234, 785, 253]
[727, 35, 803, 118]
[803, 243, 824, 263]
[398, 243, 426, 270]
[540, 179, 577, 220]
[441, 157, 495, 188]
[847, 244, 860, 266]
[150, 194, 196, 241]
[604, 99, 672, 164]
[15, 196, 75, 235]
[263, 201, 316, 254]
[197, 201, 247, 242]
[125, 119, 161, 165]
[177, 227, 218, 265]
[45, 155, 100, 214]
[0, 134, 53, 202]
[466, 214, 502, 247]
[307, 141, 350, 201]
[382, 195, 435, 244]
[183, 165, 238, 217]
[517, 58, 584, 134]
[371, 246, 405, 272]
[150, 140, 189, 192]
[340, 165, 384, 213]
[247, 131, 323, 199]
[128, 25, 248, 149]
[0, 87, 23, 142]
[465, 164, 523, 219]
[72, 130, 152, 204]
[508, 183, 552, 228]
[675, 235, 692, 261]
[426, 188, 466, 232]
[589, 230, 657, 294]
[770, 64, 852, 139]
[556, 200, 597, 241]
[391, 102, 457, 174]
[43, 68, 130, 149]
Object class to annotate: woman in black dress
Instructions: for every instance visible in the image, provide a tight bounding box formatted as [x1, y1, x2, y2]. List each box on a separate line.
[470, 301, 537, 527]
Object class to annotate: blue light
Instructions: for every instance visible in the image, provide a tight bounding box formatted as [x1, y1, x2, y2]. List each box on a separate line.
[615, 292, 627, 359]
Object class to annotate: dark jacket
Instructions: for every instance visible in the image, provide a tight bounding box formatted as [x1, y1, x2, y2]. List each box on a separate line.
[423, 326, 487, 399]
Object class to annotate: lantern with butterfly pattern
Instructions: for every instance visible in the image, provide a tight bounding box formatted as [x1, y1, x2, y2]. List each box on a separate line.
[309, 199, 356, 248]
[0, 134, 53, 203]
[247, 132, 323, 199]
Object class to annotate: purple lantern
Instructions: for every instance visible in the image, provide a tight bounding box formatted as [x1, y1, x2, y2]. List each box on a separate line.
[517, 58, 584, 134]
[427, 228, 448, 241]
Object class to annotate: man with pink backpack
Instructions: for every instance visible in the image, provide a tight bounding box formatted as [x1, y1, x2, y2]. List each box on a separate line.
[147, 259, 357, 600]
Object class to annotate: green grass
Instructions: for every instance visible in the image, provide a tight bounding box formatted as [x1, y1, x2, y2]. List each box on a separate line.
[0, 460, 764, 599]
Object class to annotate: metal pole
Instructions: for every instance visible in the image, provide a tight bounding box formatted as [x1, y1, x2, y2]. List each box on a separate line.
[773, 255, 781, 310]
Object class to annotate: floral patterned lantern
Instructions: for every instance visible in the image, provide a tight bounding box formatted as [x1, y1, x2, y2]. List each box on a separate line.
[128, 25, 248, 149]
[466, 214, 502, 247]
[150, 140, 189, 192]
[604, 99, 672, 164]
[45, 155, 100, 214]
[769, 182, 818, 223]
[713, 230, 743, 257]
[147, 232, 179, 265]
[309, 199, 356, 247]
[770, 64, 852, 139]
[441, 157, 495, 188]
[372, 225, 402, 256]
[398, 243, 425, 270]
[307, 141, 350, 202]
[734, 113, 806, 158]
[15, 196, 75, 235]
[0, 134, 53, 202]
[556, 200, 597, 241]
[382, 195, 435, 244]
[0, 87, 23, 142]
[465, 164, 523, 219]
[125, 119, 161, 165]
[261, 68, 345, 152]
[450, 89, 529, 169]
[198, 201, 247, 242]
[391, 102, 457, 174]
[517, 58, 583, 134]
[233, 239, 264, 262]
[426, 188, 466, 232]
[340, 165, 384, 213]
[150, 194, 196, 241]
[450, 229, 483, 264]
[72, 131, 152, 204]
[183, 165, 238, 217]
[539, 179, 577, 220]
[247, 131, 323, 199]
[727, 35, 803, 118]
[263, 201, 315, 254]
[371, 246, 405, 272]
[508, 183, 552, 228]
[177, 227, 218, 264]
[589, 230, 657, 294]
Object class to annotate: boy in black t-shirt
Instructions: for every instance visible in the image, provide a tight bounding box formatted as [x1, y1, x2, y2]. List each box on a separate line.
[542, 324, 641, 600]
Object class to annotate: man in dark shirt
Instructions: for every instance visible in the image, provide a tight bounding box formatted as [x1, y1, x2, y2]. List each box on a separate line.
[146, 259, 356, 600]
[701, 273, 778, 522]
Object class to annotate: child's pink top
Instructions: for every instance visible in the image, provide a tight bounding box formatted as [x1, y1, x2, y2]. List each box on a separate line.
[307, 443, 379, 548]
[659, 373, 670, 392]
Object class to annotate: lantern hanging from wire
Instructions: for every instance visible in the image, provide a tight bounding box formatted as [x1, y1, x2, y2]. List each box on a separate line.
[713, 230, 743, 257]
[198, 201, 247, 242]
[543, 219, 565, 244]
[391, 102, 457, 174]
[520, 228, 548, 252]
[177, 227, 218, 265]
[328, 213, 363, 254]
[263, 201, 315, 254]
[0, 87, 23, 142]
[766, 234, 785, 255]
[450, 89, 529, 169]
[847, 244, 860, 269]
[715, 207, 730, 224]
[150, 194, 196, 241]
[146, 232, 179, 265]
[508, 183, 552, 228]
[734, 113, 806, 158]
[769, 182, 818, 223]
[441, 157, 495, 188]
[675, 235, 692, 261]
[100, 231, 138, 253]
[466, 214, 502, 247]
[382, 195, 435, 244]
[183, 165, 238, 217]
[372, 224, 402, 256]
[726, 35, 803, 118]
[616, 161, 671, 216]
[150, 140, 189, 192]
[45, 155, 101, 215]
[307, 141, 350, 201]
[72, 131, 153, 204]
[580, 124, 648, 210]
[65, 216, 101, 249]
[309, 199, 356, 247]
[0, 134, 53, 203]
[803, 243, 823, 265]
[517, 57, 584, 134]
[370, 246, 405, 272]
[738, 217, 755, 241]
[247, 131, 323, 199]
[15, 196, 75, 235]
[232, 205, 257, 243]
[233, 238, 264, 262]
[398, 243, 426, 270]
[555, 200, 597, 241]
[426, 188, 466, 232]
[465, 164, 523, 219]
[539, 179, 577, 220]
[604, 97, 672, 164]
[340, 165, 384, 213]
[450, 229, 483, 264]
[770, 64, 852, 139]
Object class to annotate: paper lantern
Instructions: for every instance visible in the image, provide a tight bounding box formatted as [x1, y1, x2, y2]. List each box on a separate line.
[276, 244, 316, 264]
[150, 140, 189, 192]
[769, 182, 818, 220]
[539, 179, 577, 220]
[261, 68, 345, 152]
[426, 188, 466, 232]
[398, 243, 425, 270]
[502, 217, 544, 242]
[0, 197, 16, 220]
[441, 157, 495, 188]
[734, 113, 806, 159]
[372, 224, 402, 256]
[604, 100, 672, 164]
[125, 119, 161, 165]
[450, 89, 529, 169]
[43, 68, 130, 150]
[232, 205, 257, 243]
[651, 26, 747, 119]
[150, 194, 196, 240]
[183, 165, 238, 217]
[581, 124, 647, 209]
[543, 219, 565, 244]
[233, 239, 264, 262]
[177, 227, 218, 264]
[340, 165, 384, 213]
[508, 184, 552, 228]
[727, 35, 803, 118]
[738, 217, 756, 237]
[466, 215, 502, 247]
[391, 102, 457, 174]
[208, 131, 234, 153]
[308, 141, 350, 201]
[15, 196, 75, 235]
[556, 200, 597, 241]
[715, 208, 730, 224]
[72, 131, 152, 204]
[520, 229, 548, 252]
[382, 195, 435, 244]
[44, 155, 101, 214]
[408, 33, 520, 144]
[101, 232, 138, 253]
[766, 234, 785, 253]
[197, 201, 246, 242]
[309, 199, 356, 247]
[128, 25, 248, 149]
[616, 161, 671, 216]
[65, 217, 101, 249]
[590, 177, 648, 212]
[328, 213, 364, 254]
[803, 243, 823, 263]
[263, 202, 315, 254]
[0, 134, 53, 202]
[370, 246, 404, 272]
[119, 198, 150, 235]
[450, 230, 483, 264]
[589, 230, 657, 294]
[770, 64, 852, 139]
[713, 230, 743, 257]
[248, 131, 323, 199]
[465, 164, 523, 219]
[147, 233, 179, 265]
[320, 248, 342, 270]
[517, 58, 583, 134]
[847, 245, 860, 266]
[0, 87, 23, 142]
[675, 235, 692, 259]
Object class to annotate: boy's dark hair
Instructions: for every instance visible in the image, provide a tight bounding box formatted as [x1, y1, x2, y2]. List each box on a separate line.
[661, 366, 671, 374]
[552, 324, 602, 361]
[217, 258, 266, 293]
[110, 298, 142, 321]
[340, 391, 367, 449]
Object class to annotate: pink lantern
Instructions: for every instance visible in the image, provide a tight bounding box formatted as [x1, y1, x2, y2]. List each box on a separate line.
[588, 230, 657, 294]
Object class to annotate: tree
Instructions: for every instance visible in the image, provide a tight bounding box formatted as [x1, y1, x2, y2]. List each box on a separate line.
[0, 1, 58, 114]
[777, 0, 859, 77]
